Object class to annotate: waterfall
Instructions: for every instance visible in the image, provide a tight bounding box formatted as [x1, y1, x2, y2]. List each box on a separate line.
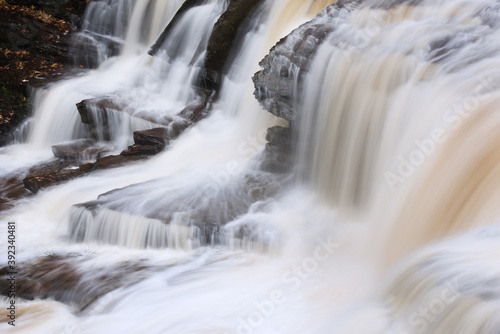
[2, 0, 500, 333]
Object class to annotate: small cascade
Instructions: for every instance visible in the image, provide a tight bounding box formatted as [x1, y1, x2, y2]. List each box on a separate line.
[25, 0, 223, 156]
[72, 0, 135, 67]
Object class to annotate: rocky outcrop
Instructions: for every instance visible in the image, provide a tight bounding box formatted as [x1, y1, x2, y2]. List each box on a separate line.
[253, 0, 361, 173]
[253, 0, 360, 122]
[21, 90, 208, 194]
[149, 0, 207, 56]
[260, 126, 294, 173]
[200, 0, 265, 91]
[52, 140, 113, 161]
[150, 0, 266, 94]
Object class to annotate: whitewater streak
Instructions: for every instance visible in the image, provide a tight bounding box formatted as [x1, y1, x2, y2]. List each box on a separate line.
[1, 0, 500, 333]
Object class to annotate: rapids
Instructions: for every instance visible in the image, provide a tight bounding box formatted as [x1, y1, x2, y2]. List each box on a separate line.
[2, 0, 500, 333]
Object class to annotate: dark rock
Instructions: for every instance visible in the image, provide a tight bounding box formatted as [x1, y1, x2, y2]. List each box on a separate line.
[121, 144, 159, 156]
[76, 97, 167, 142]
[0, 84, 32, 146]
[22, 154, 148, 193]
[0, 0, 89, 146]
[23, 167, 86, 193]
[266, 126, 293, 152]
[0, 173, 32, 212]
[71, 32, 122, 69]
[91, 154, 147, 170]
[179, 99, 210, 123]
[133, 127, 170, 149]
[77, 97, 129, 125]
[260, 142, 292, 174]
[5, 0, 88, 27]
[200, 0, 265, 91]
[149, 0, 207, 56]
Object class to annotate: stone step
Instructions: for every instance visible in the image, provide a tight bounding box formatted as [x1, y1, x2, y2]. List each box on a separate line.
[67, 168, 288, 249]
[23, 154, 147, 193]
[52, 139, 114, 161]
[76, 97, 167, 142]
[120, 144, 160, 156]
[133, 127, 170, 149]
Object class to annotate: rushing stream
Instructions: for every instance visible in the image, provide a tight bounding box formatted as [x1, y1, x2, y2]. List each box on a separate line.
[2, 0, 500, 333]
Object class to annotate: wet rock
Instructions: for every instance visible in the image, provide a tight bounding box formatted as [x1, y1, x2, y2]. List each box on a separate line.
[133, 127, 170, 149]
[23, 154, 147, 193]
[76, 97, 129, 125]
[23, 165, 86, 193]
[89, 154, 147, 171]
[71, 33, 122, 69]
[0, 173, 32, 212]
[0, 84, 31, 146]
[52, 139, 113, 161]
[120, 144, 160, 156]
[179, 99, 211, 123]
[201, 0, 265, 91]
[253, 1, 363, 173]
[260, 142, 293, 174]
[266, 126, 293, 152]
[253, 0, 361, 122]
[68, 168, 289, 248]
[149, 0, 207, 56]
[76, 97, 167, 142]
[0, 253, 167, 311]
[260, 126, 294, 173]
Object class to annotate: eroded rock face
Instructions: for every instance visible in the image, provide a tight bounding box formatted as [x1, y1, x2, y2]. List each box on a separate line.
[201, 0, 265, 91]
[253, 0, 361, 123]
[252, 0, 363, 174]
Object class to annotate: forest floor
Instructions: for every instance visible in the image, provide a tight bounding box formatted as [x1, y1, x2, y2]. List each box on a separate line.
[0, 0, 87, 145]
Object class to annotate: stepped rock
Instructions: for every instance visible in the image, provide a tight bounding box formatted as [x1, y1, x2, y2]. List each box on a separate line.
[253, 0, 361, 122]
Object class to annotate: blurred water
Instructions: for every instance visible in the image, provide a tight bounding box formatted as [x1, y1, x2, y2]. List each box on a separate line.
[3, 0, 500, 333]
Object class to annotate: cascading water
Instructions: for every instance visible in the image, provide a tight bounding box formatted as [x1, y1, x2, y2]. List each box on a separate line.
[3, 0, 500, 333]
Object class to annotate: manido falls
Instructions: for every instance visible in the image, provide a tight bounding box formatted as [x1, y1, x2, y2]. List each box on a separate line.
[2, 0, 500, 333]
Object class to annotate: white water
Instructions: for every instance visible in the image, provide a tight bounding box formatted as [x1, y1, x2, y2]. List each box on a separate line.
[2, 0, 500, 333]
